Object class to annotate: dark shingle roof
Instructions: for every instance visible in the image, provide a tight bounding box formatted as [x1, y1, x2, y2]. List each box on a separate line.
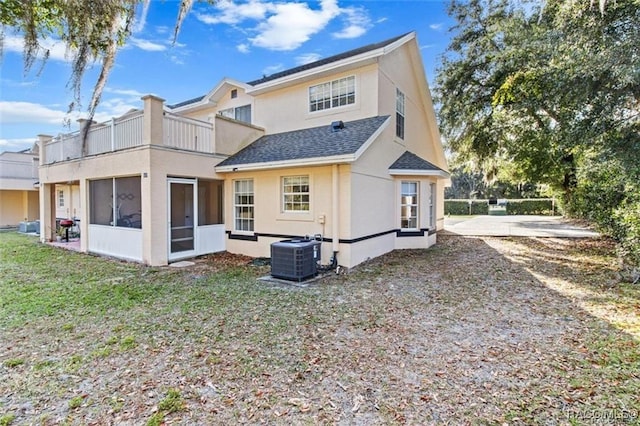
[217, 116, 389, 168]
[167, 95, 205, 109]
[168, 32, 410, 109]
[247, 33, 410, 86]
[389, 151, 447, 172]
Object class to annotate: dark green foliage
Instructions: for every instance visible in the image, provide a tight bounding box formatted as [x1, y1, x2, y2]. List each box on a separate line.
[437, 0, 640, 266]
[445, 200, 488, 215]
[506, 200, 557, 216]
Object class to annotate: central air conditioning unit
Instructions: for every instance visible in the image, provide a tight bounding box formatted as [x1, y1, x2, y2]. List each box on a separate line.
[270, 239, 321, 282]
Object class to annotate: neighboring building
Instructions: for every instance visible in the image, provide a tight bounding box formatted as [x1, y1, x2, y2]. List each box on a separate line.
[37, 32, 449, 268]
[0, 148, 39, 227]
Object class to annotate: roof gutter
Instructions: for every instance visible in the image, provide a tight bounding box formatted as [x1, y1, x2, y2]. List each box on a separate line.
[389, 169, 450, 179]
[215, 154, 356, 173]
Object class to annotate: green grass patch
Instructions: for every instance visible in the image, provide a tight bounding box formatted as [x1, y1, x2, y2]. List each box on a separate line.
[68, 396, 84, 409]
[158, 388, 185, 413]
[0, 414, 16, 426]
[3, 359, 24, 368]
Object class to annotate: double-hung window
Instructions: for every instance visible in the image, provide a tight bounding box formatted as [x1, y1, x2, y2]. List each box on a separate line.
[234, 179, 254, 232]
[282, 176, 309, 212]
[309, 76, 355, 112]
[401, 181, 418, 229]
[396, 88, 405, 139]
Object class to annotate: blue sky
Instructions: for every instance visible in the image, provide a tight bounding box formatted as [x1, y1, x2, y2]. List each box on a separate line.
[0, 0, 453, 153]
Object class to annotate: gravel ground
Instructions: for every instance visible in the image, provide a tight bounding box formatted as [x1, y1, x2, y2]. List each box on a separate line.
[1, 234, 639, 425]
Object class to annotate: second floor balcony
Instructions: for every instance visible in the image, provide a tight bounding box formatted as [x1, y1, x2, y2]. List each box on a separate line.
[40, 95, 264, 166]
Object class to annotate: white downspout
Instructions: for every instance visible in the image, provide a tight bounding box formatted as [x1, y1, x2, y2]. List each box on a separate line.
[332, 164, 340, 255]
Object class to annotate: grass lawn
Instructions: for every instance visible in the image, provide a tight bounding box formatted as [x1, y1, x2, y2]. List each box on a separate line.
[1, 232, 639, 425]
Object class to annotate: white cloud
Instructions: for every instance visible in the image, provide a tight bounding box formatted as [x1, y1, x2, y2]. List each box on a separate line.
[169, 55, 185, 65]
[196, 0, 270, 24]
[295, 53, 322, 65]
[2, 35, 72, 63]
[262, 64, 284, 76]
[129, 37, 167, 52]
[429, 23, 443, 31]
[0, 138, 38, 152]
[103, 88, 147, 99]
[237, 43, 250, 53]
[155, 25, 170, 35]
[197, 0, 348, 51]
[0, 101, 71, 125]
[251, 0, 340, 50]
[332, 6, 371, 39]
[0, 89, 144, 130]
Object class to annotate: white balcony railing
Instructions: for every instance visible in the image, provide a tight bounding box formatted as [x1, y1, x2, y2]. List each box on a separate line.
[42, 110, 214, 165]
[164, 113, 214, 153]
[0, 159, 38, 179]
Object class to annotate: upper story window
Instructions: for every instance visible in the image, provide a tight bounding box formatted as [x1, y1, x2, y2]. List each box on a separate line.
[219, 104, 252, 124]
[282, 176, 310, 212]
[230, 89, 238, 99]
[309, 76, 355, 112]
[396, 88, 405, 140]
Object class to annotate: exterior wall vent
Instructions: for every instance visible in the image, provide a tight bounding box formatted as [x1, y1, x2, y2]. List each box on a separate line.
[270, 239, 321, 281]
[331, 121, 345, 131]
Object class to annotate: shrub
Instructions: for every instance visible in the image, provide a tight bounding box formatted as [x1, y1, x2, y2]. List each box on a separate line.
[506, 199, 557, 215]
[445, 200, 489, 215]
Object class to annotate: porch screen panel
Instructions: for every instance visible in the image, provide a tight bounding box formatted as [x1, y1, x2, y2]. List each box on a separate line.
[89, 179, 113, 226]
[114, 176, 141, 228]
[198, 180, 223, 225]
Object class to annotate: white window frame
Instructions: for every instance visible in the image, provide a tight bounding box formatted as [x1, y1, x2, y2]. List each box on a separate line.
[233, 179, 254, 232]
[429, 183, 436, 230]
[282, 175, 310, 213]
[219, 104, 251, 124]
[309, 76, 355, 112]
[58, 190, 65, 208]
[396, 88, 405, 140]
[400, 181, 419, 230]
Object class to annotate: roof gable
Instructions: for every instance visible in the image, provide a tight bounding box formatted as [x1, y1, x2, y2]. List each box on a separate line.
[169, 32, 415, 110]
[246, 33, 410, 86]
[216, 116, 390, 171]
[389, 151, 449, 178]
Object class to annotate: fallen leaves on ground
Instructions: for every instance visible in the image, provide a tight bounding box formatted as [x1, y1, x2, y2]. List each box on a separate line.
[1, 233, 638, 425]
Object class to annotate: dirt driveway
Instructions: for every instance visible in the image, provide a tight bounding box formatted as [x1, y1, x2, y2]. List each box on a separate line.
[444, 215, 599, 238]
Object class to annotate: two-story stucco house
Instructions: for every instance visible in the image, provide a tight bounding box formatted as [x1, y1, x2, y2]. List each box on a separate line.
[37, 32, 449, 269]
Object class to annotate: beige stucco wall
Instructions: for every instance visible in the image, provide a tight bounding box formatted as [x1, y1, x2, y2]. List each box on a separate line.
[252, 64, 380, 134]
[378, 39, 448, 171]
[213, 116, 264, 156]
[223, 165, 339, 260]
[0, 190, 38, 227]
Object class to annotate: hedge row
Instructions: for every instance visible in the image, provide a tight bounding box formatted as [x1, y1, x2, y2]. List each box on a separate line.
[505, 199, 556, 215]
[445, 199, 558, 216]
[444, 200, 489, 215]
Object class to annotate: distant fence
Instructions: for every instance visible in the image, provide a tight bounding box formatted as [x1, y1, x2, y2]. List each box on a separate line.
[445, 199, 560, 216]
